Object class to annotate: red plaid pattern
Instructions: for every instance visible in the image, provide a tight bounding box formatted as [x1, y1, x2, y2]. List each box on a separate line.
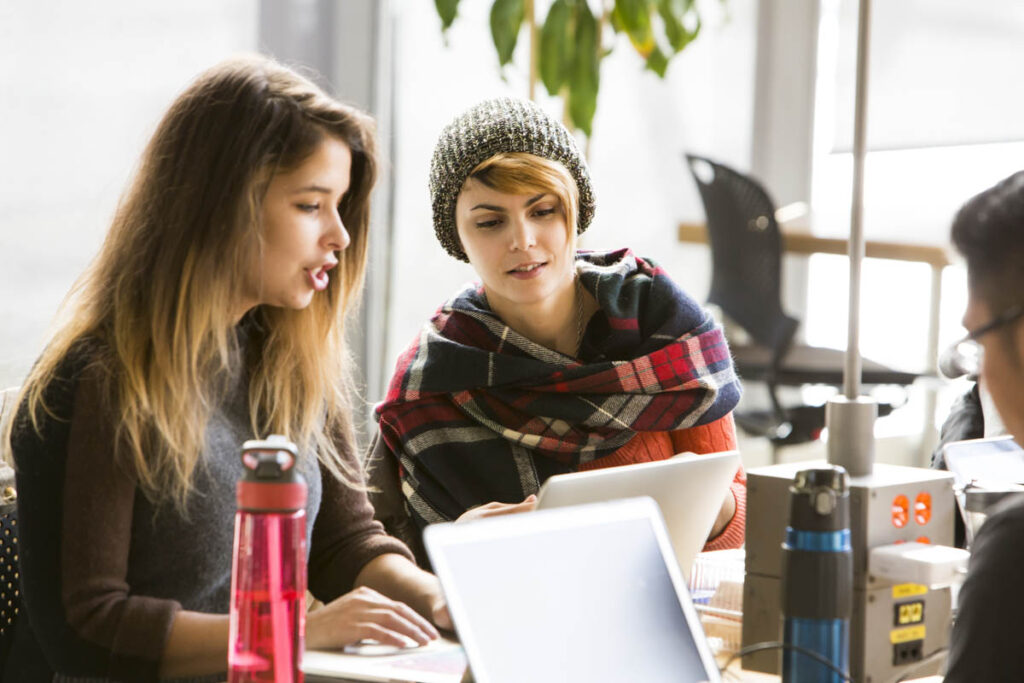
[376, 249, 742, 527]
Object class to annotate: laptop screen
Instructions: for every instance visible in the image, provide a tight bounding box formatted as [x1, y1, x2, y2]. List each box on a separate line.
[425, 498, 720, 683]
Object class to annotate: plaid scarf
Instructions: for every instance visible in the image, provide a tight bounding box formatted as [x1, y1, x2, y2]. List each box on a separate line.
[375, 249, 741, 527]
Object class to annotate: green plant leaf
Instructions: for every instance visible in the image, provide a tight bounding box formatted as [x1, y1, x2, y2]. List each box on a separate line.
[613, 0, 655, 57]
[435, 0, 460, 32]
[657, 0, 684, 51]
[539, 0, 572, 95]
[657, 0, 700, 52]
[688, 15, 702, 45]
[609, 4, 624, 33]
[490, 0, 525, 67]
[568, 3, 599, 136]
[645, 45, 668, 76]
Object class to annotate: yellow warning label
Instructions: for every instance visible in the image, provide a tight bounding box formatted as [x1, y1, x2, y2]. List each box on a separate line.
[890, 626, 926, 644]
[897, 601, 924, 625]
[892, 583, 928, 599]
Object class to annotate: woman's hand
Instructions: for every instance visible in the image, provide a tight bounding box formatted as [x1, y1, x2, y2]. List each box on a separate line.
[427, 586, 454, 632]
[675, 450, 737, 541]
[708, 489, 737, 540]
[455, 494, 537, 524]
[353, 553, 453, 633]
[305, 585, 440, 650]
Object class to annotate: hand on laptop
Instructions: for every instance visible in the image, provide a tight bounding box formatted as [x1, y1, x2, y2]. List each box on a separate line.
[708, 488, 737, 540]
[455, 494, 537, 524]
[429, 591, 454, 633]
[305, 585, 440, 650]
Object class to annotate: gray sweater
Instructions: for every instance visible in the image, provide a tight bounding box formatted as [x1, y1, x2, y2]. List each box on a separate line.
[7, 345, 411, 682]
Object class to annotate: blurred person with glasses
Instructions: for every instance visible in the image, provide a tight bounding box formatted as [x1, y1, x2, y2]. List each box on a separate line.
[929, 313, 1011, 473]
[944, 170, 1024, 682]
[939, 304, 1024, 383]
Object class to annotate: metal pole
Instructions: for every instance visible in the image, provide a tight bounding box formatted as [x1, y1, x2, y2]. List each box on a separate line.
[827, 0, 877, 477]
[844, 0, 871, 398]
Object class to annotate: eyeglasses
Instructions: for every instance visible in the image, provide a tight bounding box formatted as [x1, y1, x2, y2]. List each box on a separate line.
[938, 304, 1024, 379]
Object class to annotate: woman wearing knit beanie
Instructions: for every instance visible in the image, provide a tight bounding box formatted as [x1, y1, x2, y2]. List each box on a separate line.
[370, 98, 746, 565]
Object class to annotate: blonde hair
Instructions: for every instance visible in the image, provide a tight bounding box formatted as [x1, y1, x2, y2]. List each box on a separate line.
[467, 152, 580, 241]
[6, 55, 377, 509]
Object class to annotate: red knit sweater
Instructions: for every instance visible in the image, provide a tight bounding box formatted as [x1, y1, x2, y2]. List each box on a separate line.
[577, 413, 746, 551]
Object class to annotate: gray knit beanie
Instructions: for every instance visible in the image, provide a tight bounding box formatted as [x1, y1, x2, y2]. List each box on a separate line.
[429, 97, 596, 262]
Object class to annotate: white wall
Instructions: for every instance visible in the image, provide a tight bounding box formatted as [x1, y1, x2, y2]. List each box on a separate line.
[0, 1, 257, 388]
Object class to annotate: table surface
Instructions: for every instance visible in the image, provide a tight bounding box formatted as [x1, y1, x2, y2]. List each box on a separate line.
[720, 661, 943, 682]
[302, 646, 945, 682]
[677, 220, 953, 268]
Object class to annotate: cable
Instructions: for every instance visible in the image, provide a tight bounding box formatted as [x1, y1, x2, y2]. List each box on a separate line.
[720, 641, 854, 682]
[890, 648, 948, 683]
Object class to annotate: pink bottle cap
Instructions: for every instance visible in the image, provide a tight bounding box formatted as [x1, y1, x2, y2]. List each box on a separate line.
[237, 436, 307, 512]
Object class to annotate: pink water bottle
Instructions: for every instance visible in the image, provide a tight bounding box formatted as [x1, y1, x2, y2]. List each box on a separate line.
[228, 435, 308, 682]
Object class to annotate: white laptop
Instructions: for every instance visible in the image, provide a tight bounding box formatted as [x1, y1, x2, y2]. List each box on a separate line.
[535, 450, 740, 580]
[942, 435, 1024, 488]
[303, 636, 466, 683]
[423, 497, 722, 683]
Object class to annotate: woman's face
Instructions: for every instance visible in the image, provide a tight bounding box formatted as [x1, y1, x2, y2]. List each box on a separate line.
[239, 135, 352, 319]
[455, 178, 575, 311]
[964, 292, 1024, 444]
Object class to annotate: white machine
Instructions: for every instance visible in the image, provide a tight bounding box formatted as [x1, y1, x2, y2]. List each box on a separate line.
[742, 460, 958, 682]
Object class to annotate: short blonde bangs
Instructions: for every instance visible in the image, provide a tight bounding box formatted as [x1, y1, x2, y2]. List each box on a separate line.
[469, 152, 579, 238]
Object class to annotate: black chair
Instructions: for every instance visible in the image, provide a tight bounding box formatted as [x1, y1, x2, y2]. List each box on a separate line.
[0, 390, 19, 669]
[684, 154, 919, 445]
[0, 484, 18, 669]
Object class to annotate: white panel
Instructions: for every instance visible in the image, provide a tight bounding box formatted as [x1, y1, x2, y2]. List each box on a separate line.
[0, 1, 257, 388]
[828, 0, 1024, 151]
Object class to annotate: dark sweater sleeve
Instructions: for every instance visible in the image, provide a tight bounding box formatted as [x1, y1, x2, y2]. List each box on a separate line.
[944, 496, 1024, 681]
[365, 431, 431, 568]
[13, 364, 180, 680]
[61, 372, 182, 663]
[307, 444, 413, 602]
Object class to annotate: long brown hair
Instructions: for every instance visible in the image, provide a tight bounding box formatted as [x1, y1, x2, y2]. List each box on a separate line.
[8, 54, 377, 508]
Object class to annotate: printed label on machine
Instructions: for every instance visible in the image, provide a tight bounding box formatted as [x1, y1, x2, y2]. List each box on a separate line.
[892, 583, 927, 599]
[894, 600, 925, 626]
[890, 625, 926, 644]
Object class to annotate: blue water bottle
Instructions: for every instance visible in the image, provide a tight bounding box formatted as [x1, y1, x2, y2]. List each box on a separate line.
[781, 466, 852, 683]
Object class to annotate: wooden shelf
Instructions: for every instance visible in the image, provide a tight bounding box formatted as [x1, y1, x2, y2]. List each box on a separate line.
[677, 221, 953, 268]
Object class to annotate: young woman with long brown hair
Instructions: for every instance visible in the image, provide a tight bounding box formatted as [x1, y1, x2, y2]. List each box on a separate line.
[3, 55, 446, 681]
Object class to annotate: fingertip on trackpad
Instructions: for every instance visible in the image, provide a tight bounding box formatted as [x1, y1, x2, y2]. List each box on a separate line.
[342, 638, 420, 656]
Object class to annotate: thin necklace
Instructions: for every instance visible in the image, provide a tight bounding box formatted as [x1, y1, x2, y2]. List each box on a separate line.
[482, 281, 585, 356]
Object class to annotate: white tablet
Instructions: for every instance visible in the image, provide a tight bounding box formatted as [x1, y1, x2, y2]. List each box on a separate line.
[535, 450, 741, 579]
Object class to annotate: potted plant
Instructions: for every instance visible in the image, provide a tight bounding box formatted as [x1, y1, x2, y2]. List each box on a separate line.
[434, 0, 716, 137]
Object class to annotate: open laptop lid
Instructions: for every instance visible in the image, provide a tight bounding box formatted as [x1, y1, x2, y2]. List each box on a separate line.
[424, 497, 722, 683]
[534, 450, 740, 580]
[942, 435, 1024, 488]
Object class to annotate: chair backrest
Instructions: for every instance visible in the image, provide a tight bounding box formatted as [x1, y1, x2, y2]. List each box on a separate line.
[0, 508, 18, 652]
[0, 388, 19, 665]
[685, 154, 799, 361]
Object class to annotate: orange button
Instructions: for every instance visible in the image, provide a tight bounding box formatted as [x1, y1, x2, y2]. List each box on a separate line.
[892, 494, 909, 528]
[916, 536, 931, 544]
[915, 492, 932, 525]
